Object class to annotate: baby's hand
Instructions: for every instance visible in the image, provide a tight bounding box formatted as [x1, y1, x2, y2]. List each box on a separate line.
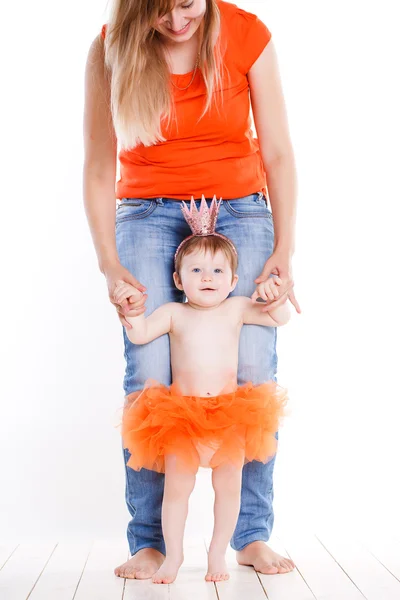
[113, 279, 143, 306]
[251, 276, 282, 303]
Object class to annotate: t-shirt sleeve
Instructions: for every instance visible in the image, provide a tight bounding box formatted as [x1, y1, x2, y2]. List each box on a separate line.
[234, 7, 272, 74]
[100, 24, 107, 40]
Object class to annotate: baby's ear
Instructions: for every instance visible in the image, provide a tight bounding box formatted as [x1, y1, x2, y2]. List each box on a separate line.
[231, 273, 239, 290]
[173, 271, 183, 290]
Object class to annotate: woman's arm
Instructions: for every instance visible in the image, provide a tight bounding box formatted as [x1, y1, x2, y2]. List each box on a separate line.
[83, 35, 148, 328]
[83, 33, 119, 273]
[125, 303, 174, 345]
[248, 40, 297, 256]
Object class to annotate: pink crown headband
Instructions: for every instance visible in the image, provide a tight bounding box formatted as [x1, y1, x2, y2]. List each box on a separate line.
[174, 195, 238, 265]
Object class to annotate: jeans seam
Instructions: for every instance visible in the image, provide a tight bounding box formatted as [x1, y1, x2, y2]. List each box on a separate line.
[123, 454, 137, 556]
[230, 532, 272, 552]
[223, 200, 273, 219]
[116, 201, 157, 222]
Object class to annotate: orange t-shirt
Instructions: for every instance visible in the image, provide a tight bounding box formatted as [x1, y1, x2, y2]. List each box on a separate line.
[100, 0, 271, 200]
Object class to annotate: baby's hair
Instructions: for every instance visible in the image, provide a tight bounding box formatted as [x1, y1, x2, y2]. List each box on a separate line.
[175, 235, 238, 281]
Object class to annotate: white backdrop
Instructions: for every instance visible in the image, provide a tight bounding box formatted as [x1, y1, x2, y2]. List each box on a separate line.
[1, 0, 399, 542]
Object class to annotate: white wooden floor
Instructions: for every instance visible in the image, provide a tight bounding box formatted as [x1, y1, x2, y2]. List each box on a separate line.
[1, 530, 400, 599]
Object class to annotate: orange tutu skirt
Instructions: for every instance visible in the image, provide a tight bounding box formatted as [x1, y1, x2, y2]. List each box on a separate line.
[121, 378, 289, 474]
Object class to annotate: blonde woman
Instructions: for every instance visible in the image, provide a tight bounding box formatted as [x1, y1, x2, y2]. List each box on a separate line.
[83, 0, 300, 580]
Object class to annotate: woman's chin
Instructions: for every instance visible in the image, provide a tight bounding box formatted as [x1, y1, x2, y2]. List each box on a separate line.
[160, 19, 202, 43]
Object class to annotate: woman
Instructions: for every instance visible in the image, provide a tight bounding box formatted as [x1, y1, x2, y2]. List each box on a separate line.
[83, 0, 300, 579]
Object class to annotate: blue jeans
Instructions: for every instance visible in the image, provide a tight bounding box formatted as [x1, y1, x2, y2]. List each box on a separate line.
[115, 192, 278, 555]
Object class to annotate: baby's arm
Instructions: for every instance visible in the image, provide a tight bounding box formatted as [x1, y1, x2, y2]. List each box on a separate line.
[242, 296, 291, 327]
[125, 303, 174, 344]
[242, 275, 291, 326]
[113, 280, 174, 344]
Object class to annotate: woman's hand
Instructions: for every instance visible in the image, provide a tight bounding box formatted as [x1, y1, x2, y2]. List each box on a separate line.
[251, 276, 283, 303]
[253, 249, 301, 314]
[113, 280, 144, 306]
[103, 262, 148, 329]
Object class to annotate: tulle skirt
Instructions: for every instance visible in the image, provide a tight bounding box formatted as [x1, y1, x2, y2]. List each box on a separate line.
[121, 378, 289, 474]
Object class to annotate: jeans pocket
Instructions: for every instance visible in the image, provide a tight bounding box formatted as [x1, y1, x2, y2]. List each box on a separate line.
[223, 192, 273, 219]
[116, 198, 157, 222]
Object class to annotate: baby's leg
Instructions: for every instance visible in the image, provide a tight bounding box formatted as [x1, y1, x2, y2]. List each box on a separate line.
[206, 456, 244, 582]
[152, 454, 196, 584]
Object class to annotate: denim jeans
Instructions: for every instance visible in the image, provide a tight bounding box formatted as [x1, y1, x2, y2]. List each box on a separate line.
[115, 192, 278, 555]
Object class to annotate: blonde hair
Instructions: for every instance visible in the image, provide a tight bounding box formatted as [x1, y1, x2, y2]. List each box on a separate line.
[175, 235, 238, 281]
[103, 0, 228, 149]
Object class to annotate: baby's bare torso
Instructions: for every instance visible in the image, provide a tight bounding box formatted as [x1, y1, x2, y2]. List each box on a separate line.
[170, 299, 242, 397]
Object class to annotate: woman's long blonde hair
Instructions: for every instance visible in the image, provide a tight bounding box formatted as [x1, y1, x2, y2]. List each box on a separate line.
[103, 0, 226, 149]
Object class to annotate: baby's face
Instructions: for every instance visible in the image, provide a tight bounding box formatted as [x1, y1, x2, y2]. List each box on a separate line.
[174, 249, 238, 308]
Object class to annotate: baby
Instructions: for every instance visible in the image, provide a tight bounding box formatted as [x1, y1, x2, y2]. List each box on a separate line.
[113, 196, 290, 584]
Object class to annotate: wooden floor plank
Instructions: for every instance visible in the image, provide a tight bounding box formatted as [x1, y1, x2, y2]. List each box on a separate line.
[279, 531, 366, 599]
[73, 540, 127, 600]
[0, 542, 57, 600]
[257, 534, 317, 600]
[170, 539, 218, 599]
[123, 578, 169, 600]
[123, 538, 217, 599]
[359, 534, 400, 582]
[0, 544, 19, 571]
[28, 542, 92, 600]
[316, 530, 400, 600]
[5, 533, 398, 599]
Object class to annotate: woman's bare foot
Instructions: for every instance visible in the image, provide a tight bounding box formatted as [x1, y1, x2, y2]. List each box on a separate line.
[205, 551, 230, 582]
[236, 541, 295, 574]
[152, 554, 184, 584]
[114, 548, 165, 579]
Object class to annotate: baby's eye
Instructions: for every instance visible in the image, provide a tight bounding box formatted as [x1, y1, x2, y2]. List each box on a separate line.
[192, 268, 201, 273]
[214, 269, 223, 273]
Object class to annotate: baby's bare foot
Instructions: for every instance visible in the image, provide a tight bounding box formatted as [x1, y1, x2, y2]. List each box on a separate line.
[205, 551, 230, 582]
[114, 548, 165, 579]
[152, 555, 184, 584]
[236, 541, 295, 574]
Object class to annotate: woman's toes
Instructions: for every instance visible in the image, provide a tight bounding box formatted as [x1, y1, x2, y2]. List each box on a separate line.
[262, 563, 279, 574]
[281, 559, 294, 572]
[274, 561, 289, 573]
